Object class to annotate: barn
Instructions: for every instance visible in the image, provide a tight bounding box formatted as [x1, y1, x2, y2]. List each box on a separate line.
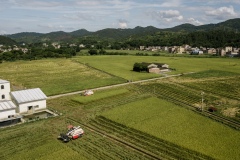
[10, 88, 47, 114]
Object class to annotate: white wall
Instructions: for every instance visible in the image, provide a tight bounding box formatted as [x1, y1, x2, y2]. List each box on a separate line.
[0, 109, 16, 120]
[0, 82, 11, 101]
[18, 100, 46, 114]
[162, 64, 169, 68]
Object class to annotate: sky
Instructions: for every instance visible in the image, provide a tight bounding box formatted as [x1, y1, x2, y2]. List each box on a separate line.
[0, 0, 239, 34]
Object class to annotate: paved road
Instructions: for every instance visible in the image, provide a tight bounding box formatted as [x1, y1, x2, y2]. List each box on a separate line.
[48, 73, 191, 99]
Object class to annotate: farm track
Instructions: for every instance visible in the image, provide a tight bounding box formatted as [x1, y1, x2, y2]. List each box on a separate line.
[47, 74, 183, 99]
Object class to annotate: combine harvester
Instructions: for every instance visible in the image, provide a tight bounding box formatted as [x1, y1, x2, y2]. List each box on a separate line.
[58, 125, 84, 142]
[83, 90, 94, 96]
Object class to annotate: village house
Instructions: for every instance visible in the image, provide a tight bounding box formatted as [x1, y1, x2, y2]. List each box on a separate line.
[140, 62, 169, 73]
[139, 46, 145, 50]
[225, 46, 232, 53]
[79, 44, 85, 48]
[43, 43, 48, 47]
[148, 63, 169, 73]
[177, 46, 185, 54]
[137, 44, 239, 57]
[70, 44, 77, 47]
[52, 42, 61, 49]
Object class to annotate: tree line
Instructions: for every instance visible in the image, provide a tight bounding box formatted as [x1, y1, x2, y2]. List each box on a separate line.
[0, 45, 79, 63]
[76, 29, 240, 50]
[122, 29, 240, 48]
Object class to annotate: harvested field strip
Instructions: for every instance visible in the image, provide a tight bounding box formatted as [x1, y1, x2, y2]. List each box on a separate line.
[137, 82, 211, 105]
[181, 78, 240, 100]
[68, 118, 161, 160]
[89, 116, 214, 160]
[136, 82, 240, 129]
[0, 123, 62, 160]
[183, 70, 240, 79]
[66, 119, 150, 160]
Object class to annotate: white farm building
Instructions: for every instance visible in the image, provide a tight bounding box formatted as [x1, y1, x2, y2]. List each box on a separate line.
[0, 79, 47, 126]
[0, 79, 11, 101]
[0, 101, 17, 120]
[11, 88, 47, 114]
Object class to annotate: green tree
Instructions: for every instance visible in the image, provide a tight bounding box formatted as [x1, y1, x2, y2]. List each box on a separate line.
[88, 49, 98, 55]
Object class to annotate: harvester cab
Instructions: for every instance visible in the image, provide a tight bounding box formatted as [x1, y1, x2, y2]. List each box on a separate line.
[58, 125, 84, 142]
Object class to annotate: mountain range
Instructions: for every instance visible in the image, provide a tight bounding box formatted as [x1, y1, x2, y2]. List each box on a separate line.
[2, 18, 240, 44]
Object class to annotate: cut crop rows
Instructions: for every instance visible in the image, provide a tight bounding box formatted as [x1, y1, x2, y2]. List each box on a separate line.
[180, 77, 240, 101]
[88, 116, 214, 160]
[136, 82, 240, 129]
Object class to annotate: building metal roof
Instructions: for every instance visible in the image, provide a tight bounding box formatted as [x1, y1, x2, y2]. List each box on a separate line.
[0, 79, 9, 84]
[0, 101, 16, 111]
[10, 88, 47, 104]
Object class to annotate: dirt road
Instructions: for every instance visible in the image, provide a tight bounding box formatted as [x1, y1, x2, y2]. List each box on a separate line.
[48, 73, 185, 99]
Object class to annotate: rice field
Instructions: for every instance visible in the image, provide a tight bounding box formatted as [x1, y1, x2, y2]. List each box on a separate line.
[0, 59, 125, 96]
[101, 97, 240, 160]
[73, 55, 240, 81]
[0, 56, 239, 159]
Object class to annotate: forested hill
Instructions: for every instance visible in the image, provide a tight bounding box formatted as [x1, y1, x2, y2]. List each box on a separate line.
[5, 18, 240, 44]
[6, 32, 43, 44]
[164, 18, 240, 32]
[0, 35, 16, 45]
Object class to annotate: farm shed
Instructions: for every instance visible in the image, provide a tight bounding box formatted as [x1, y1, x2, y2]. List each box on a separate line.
[0, 79, 11, 101]
[10, 88, 47, 114]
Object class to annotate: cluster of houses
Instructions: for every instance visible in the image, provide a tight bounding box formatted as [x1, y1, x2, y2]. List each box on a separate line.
[42, 43, 92, 49]
[0, 79, 47, 126]
[140, 45, 240, 57]
[0, 44, 28, 53]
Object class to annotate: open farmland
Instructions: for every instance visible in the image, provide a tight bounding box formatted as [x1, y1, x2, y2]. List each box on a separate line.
[0, 59, 125, 96]
[74, 55, 240, 81]
[0, 117, 148, 160]
[101, 97, 240, 160]
[0, 56, 240, 159]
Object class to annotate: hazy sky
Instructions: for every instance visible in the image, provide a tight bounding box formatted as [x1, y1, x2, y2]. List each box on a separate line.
[0, 0, 239, 34]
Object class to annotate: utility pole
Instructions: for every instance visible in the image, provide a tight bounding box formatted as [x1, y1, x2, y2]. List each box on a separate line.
[201, 91, 205, 111]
